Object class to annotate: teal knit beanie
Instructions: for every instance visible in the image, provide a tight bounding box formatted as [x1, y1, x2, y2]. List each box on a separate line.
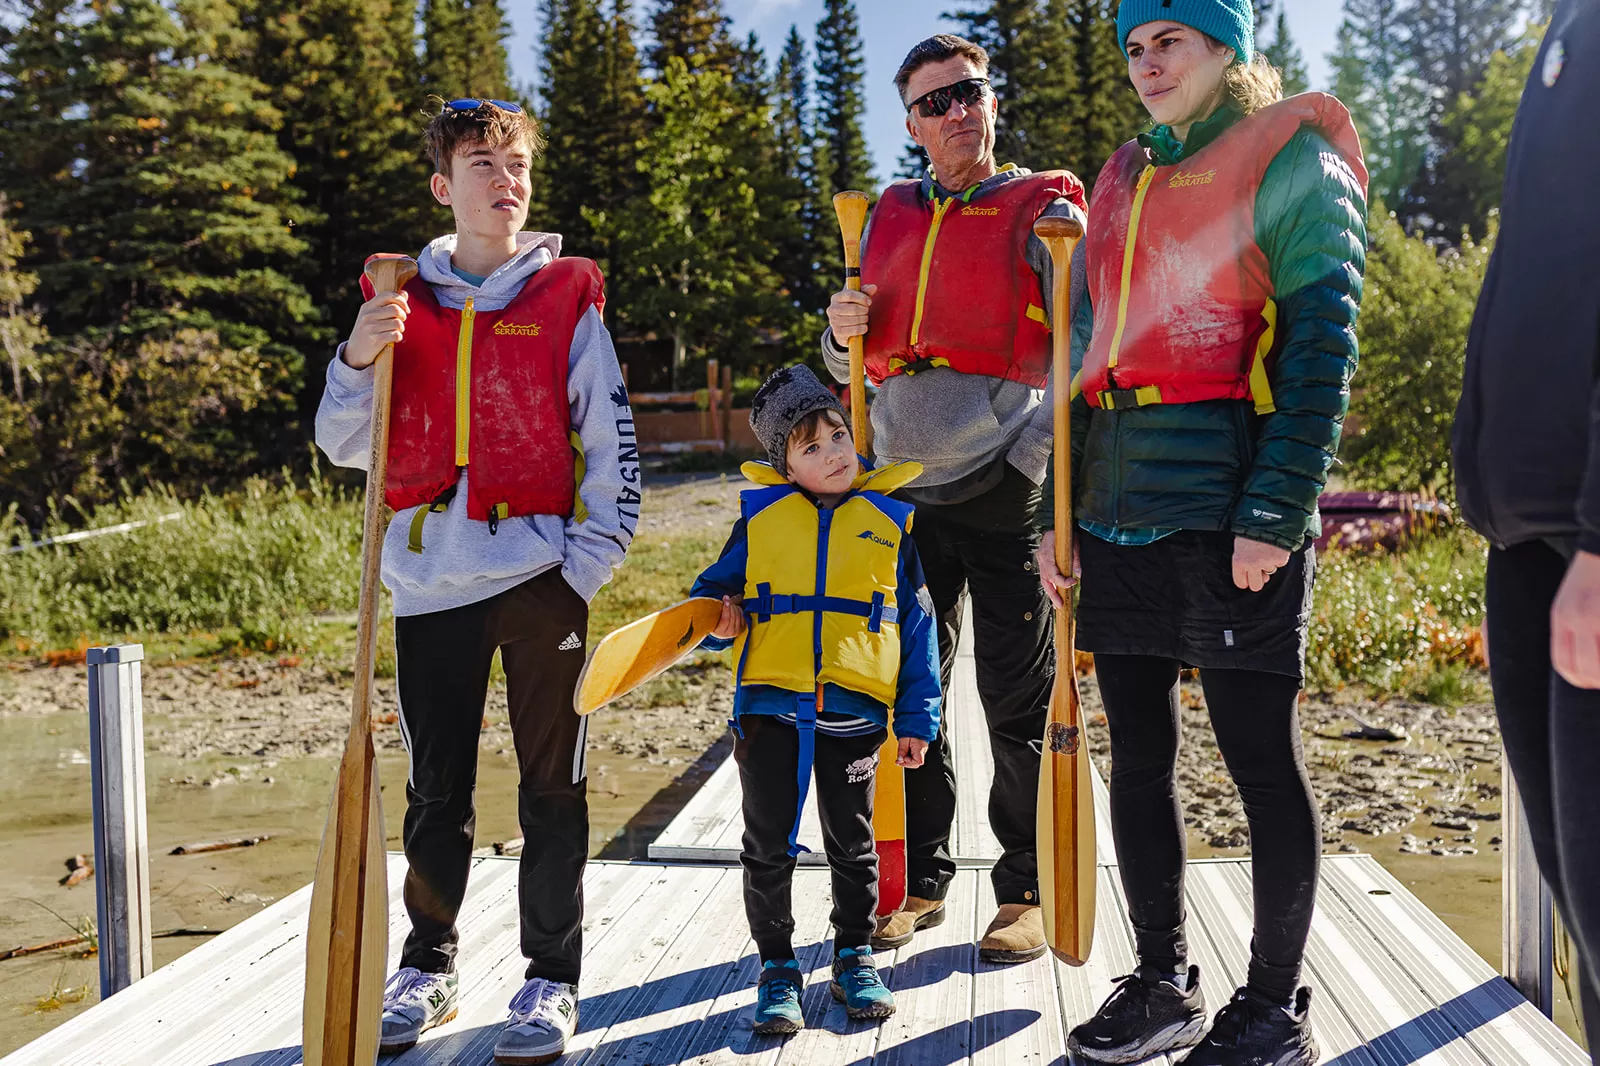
[1116, 0, 1255, 64]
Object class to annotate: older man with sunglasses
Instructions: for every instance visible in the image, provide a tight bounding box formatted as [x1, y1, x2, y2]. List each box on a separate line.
[822, 33, 1087, 965]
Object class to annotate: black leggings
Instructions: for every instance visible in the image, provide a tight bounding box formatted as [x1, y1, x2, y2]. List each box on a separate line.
[1095, 654, 1320, 1003]
[1485, 542, 1600, 1051]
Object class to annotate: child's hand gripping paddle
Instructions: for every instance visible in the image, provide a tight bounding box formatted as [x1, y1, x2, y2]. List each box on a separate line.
[303, 253, 417, 1065]
[575, 597, 725, 714]
[1032, 215, 1095, 966]
[833, 189, 905, 917]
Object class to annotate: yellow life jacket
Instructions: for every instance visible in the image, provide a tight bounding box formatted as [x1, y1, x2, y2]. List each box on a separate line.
[733, 459, 923, 708]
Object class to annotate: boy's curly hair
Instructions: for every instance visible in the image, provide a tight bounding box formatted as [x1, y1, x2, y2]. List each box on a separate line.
[421, 98, 545, 177]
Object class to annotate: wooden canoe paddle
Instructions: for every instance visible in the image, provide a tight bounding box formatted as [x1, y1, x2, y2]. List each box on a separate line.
[575, 597, 725, 715]
[1031, 215, 1095, 966]
[303, 253, 417, 1065]
[832, 189, 904, 917]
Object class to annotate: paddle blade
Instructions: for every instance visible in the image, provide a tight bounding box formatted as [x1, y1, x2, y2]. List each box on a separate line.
[576, 597, 724, 714]
[303, 737, 388, 1065]
[1038, 668, 1096, 966]
[873, 735, 907, 916]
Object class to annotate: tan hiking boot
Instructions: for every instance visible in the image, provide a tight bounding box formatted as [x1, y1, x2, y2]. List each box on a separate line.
[869, 896, 946, 950]
[979, 903, 1047, 964]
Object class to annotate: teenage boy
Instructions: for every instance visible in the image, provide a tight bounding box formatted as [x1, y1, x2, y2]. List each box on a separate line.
[315, 98, 637, 1065]
[690, 366, 941, 1035]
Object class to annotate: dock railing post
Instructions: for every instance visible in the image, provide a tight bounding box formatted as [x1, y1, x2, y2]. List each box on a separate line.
[87, 644, 154, 998]
[1502, 757, 1554, 1016]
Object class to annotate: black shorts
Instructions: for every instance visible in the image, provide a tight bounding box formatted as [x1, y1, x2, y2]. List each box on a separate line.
[1075, 529, 1314, 680]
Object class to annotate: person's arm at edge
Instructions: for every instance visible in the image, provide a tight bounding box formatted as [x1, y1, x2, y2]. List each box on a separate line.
[562, 305, 641, 602]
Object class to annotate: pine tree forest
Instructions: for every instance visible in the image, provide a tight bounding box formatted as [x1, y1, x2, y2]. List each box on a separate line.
[0, 0, 1555, 521]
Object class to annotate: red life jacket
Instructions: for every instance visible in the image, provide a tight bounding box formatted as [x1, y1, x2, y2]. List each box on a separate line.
[361, 257, 605, 521]
[1078, 93, 1368, 411]
[860, 169, 1086, 388]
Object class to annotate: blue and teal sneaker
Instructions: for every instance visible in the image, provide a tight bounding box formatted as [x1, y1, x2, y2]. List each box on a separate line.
[829, 946, 896, 1020]
[752, 959, 805, 1035]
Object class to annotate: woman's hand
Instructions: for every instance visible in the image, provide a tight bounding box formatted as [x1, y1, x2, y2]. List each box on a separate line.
[895, 736, 929, 768]
[710, 595, 746, 639]
[1232, 536, 1292, 592]
[1036, 529, 1081, 609]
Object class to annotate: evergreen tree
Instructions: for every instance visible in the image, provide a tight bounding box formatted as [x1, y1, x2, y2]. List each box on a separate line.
[811, 0, 872, 296]
[773, 26, 826, 319]
[1065, 0, 1146, 189]
[1436, 25, 1543, 233]
[1330, 0, 1429, 210]
[1261, 9, 1310, 94]
[539, 0, 610, 255]
[812, 0, 873, 197]
[896, 141, 929, 180]
[421, 0, 515, 101]
[1403, 0, 1521, 236]
[648, 0, 735, 75]
[600, 58, 782, 384]
[0, 198, 47, 406]
[950, 0, 1080, 173]
[0, 0, 319, 503]
[233, 0, 422, 377]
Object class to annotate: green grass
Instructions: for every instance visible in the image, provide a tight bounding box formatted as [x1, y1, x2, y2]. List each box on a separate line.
[0, 474, 726, 671]
[1306, 525, 1488, 699]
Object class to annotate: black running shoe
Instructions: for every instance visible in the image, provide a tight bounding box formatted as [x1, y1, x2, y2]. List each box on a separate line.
[1068, 964, 1208, 1064]
[1179, 986, 1318, 1066]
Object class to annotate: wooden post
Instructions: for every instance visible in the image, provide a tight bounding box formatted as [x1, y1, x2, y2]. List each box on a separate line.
[87, 644, 154, 998]
[720, 364, 733, 451]
[1503, 758, 1554, 1016]
[705, 359, 719, 443]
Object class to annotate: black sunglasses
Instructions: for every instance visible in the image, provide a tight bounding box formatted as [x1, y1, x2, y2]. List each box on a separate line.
[444, 98, 523, 114]
[906, 78, 990, 119]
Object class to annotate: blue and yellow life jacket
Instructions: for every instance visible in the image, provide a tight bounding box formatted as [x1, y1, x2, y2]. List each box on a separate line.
[732, 458, 922, 855]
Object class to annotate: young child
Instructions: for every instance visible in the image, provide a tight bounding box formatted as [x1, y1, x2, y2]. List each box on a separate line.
[691, 365, 941, 1034]
[315, 99, 636, 1065]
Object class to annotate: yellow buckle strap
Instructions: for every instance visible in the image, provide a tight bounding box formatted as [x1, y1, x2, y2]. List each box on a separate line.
[1097, 385, 1164, 410]
[1025, 303, 1049, 327]
[569, 429, 589, 524]
[407, 500, 450, 554]
[1248, 300, 1278, 415]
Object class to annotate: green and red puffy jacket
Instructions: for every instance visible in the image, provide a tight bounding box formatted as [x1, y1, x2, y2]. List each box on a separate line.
[1042, 102, 1369, 552]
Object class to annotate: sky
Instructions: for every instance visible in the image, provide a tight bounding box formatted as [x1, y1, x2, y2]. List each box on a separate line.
[505, 1, 1342, 184]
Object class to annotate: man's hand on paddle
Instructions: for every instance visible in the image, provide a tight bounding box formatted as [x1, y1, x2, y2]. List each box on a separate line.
[710, 595, 746, 640]
[895, 736, 928, 769]
[1232, 536, 1292, 593]
[827, 283, 878, 342]
[342, 290, 411, 370]
[1036, 529, 1080, 609]
[1551, 550, 1600, 689]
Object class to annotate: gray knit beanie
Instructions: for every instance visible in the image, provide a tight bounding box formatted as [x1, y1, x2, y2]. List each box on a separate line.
[749, 364, 848, 476]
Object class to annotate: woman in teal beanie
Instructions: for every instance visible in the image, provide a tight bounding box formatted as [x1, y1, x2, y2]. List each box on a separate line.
[1036, 1, 1368, 1064]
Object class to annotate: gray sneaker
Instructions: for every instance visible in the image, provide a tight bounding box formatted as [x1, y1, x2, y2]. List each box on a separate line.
[378, 967, 459, 1053]
[493, 977, 579, 1065]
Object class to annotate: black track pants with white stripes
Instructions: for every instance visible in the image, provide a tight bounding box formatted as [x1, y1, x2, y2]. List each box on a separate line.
[394, 567, 591, 985]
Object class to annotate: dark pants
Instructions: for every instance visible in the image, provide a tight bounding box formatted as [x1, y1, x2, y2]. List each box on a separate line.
[735, 714, 886, 961]
[394, 568, 590, 985]
[1095, 654, 1319, 1005]
[1486, 541, 1600, 1050]
[906, 481, 1054, 905]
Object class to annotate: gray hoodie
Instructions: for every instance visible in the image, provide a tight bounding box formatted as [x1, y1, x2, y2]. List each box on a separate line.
[821, 165, 1087, 505]
[315, 231, 639, 616]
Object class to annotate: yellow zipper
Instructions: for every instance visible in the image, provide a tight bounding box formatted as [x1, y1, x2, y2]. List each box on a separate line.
[1105, 165, 1157, 369]
[454, 296, 475, 467]
[909, 197, 957, 347]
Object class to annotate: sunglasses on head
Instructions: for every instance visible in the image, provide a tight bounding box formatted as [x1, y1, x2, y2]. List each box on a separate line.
[444, 98, 523, 115]
[906, 77, 989, 118]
